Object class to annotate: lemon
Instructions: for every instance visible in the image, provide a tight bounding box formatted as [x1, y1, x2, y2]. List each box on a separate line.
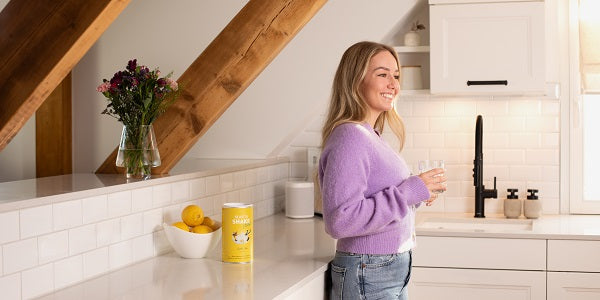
[181, 205, 204, 227]
[192, 225, 213, 234]
[202, 216, 218, 230]
[172, 221, 190, 232]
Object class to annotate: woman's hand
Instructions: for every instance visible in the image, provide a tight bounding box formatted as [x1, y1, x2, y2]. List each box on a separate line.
[418, 168, 447, 206]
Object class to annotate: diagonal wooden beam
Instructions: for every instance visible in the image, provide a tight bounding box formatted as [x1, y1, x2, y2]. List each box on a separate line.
[96, 0, 327, 175]
[0, 0, 131, 152]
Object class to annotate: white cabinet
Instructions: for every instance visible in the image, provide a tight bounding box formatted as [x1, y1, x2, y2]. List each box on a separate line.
[410, 267, 546, 300]
[429, 1, 545, 95]
[410, 236, 547, 299]
[546, 240, 600, 300]
[547, 272, 600, 300]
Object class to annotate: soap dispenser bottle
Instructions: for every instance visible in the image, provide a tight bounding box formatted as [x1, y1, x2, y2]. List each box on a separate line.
[504, 188, 521, 219]
[524, 189, 541, 219]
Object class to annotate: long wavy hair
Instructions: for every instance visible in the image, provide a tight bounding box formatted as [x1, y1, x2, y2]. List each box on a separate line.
[321, 41, 405, 150]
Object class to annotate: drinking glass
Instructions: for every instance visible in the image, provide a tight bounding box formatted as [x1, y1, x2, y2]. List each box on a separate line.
[431, 160, 446, 194]
[418, 160, 446, 194]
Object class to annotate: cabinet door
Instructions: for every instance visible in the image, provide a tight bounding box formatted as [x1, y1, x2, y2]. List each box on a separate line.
[409, 267, 546, 300]
[547, 272, 600, 300]
[430, 2, 545, 95]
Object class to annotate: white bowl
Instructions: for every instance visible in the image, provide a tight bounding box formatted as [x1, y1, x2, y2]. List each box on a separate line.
[162, 222, 222, 259]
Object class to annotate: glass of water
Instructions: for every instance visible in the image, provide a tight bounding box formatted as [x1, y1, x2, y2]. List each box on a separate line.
[418, 160, 446, 194]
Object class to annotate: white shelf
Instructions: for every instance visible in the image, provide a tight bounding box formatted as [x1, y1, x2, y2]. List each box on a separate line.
[394, 46, 430, 53]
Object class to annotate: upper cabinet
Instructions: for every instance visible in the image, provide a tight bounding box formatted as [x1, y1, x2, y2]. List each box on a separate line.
[429, 0, 546, 95]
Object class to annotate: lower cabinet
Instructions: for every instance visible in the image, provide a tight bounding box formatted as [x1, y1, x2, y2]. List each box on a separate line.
[411, 235, 600, 299]
[547, 272, 600, 300]
[409, 267, 546, 300]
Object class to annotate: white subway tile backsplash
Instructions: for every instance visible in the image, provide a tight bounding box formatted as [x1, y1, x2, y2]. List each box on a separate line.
[508, 100, 542, 115]
[97, 218, 120, 247]
[509, 133, 540, 148]
[131, 187, 153, 213]
[53, 200, 82, 231]
[83, 247, 108, 279]
[477, 101, 509, 116]
[109, 240, 132, 270]
[189, 178, 206, 199]
[526, 116, 559, 132]
[525, 149, 559, 165]
[69, 224, 96, 255]
[38, 231, 68, 264]
[121, 213, 143, 240]
[0, 273, 20, 299]
[224, 190, 240, 204]
[413, 133, 445, 148]
[171, 181, 189, 203]
[445, 101, 477, 116]
[542, 132, 559, 148]
[198, 197, 214, 216]
[163, 204, 182, 224]
[413, 101, 445, 116]
[256, 167, 269, 184]
[153, 184, 172, 208]
[82, 195, 108, 224]
[3, 237, 38, 274]
[54, 255, 82, 290]
[220, 173, 234, 192]
[234, 171, 246, 189]
[20, 205, 53, 239]
[245, 169, 257, 187]
[107, 191, 132, 218]
[21, 263, 54, 299]
[491, 116, 525, 132]
[493, 149, 525, 164]
[0, 211, 19, 244]
[509, 165, 542, 181]
[132, 234, 153, 262]
[205, 176, 220, 196]
[143, 208, 163, 234]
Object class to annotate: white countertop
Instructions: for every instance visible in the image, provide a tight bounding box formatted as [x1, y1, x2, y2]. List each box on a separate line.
[416, 212, 600, 240]
[37, 214, 336, 300]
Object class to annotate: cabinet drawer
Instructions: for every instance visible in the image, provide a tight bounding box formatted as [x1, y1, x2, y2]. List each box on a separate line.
[548, 240, 600, 272]
[414, 236, 546, 270]
[410, 267, 546, 300]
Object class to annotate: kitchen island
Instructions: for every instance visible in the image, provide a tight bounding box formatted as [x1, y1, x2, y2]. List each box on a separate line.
[36, 214, 336, 300]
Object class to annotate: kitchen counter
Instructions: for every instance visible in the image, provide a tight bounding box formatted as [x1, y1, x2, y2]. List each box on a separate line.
[36, 214, 336, 300]
[416, 212, 600, 240]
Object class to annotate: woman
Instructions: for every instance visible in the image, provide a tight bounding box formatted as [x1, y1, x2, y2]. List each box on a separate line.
[319, 41, 446, 299]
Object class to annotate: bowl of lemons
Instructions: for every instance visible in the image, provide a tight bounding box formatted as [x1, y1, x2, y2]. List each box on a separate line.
[163, 204, 222, 259]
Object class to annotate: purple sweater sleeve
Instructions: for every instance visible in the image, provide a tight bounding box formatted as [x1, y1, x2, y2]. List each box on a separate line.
[319, 125, 430, 240]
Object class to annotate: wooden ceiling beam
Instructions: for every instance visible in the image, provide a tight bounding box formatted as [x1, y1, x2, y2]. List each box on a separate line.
[0, 0, 131, 151]
[96, 0, 327, 175]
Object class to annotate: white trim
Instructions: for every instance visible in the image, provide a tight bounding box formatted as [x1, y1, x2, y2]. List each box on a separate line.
[568, 0, 600, 213]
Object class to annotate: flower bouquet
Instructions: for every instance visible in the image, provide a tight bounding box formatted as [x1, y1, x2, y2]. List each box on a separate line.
[97, 59, 179, 179]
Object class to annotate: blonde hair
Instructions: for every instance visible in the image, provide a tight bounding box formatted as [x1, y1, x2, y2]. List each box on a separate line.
[321, 41, 405, 150]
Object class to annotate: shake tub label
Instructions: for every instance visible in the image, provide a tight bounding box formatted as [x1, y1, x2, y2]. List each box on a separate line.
[222, 203, 253, 263]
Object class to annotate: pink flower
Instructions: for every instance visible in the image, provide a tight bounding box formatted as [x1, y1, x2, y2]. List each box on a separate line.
[165, 78, 178, 91]
[96, 82, 111, 92]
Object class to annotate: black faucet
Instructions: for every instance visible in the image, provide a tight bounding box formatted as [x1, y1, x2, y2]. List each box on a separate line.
[474, 115, 497, 218]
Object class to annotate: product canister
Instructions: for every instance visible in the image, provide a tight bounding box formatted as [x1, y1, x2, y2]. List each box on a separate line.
[222, 203, 253, 263]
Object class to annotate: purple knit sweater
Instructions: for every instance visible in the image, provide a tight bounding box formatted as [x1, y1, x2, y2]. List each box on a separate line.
[319, 122, 430, 254]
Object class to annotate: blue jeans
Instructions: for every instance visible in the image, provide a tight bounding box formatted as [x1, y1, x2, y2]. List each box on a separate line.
[329, 250, 412, 300]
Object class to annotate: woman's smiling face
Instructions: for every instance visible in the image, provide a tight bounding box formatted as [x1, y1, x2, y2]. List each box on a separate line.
[359, 50, 400, 124]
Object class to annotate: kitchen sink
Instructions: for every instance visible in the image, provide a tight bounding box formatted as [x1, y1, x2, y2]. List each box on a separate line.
[417, 217, 533, 232]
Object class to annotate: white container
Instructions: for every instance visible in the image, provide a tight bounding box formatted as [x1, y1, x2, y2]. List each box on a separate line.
[404, 30, 421, 46]
[401, 65, 423, 90]
[285, 181, 314, 218]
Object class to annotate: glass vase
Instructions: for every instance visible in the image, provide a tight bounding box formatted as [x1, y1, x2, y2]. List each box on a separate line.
[116, 125, 161, 180]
